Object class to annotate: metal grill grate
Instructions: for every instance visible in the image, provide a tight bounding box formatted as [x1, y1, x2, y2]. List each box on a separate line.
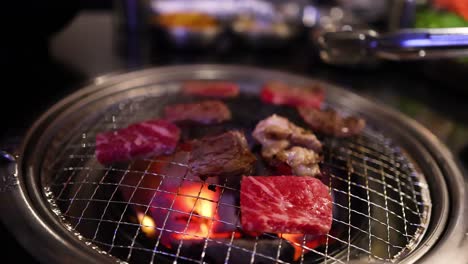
[43, 83, 431, 264]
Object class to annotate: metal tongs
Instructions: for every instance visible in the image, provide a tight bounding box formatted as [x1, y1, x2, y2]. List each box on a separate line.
[317, 27, 468, 65]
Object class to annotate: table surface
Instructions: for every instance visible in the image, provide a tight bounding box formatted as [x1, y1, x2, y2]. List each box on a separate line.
[2, 10, 467, 263]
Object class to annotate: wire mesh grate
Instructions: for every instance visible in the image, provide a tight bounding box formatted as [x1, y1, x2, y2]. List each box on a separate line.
[43, 84, 431, 264]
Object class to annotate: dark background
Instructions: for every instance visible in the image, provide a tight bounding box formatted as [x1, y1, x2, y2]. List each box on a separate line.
[2, 1, 468, 263]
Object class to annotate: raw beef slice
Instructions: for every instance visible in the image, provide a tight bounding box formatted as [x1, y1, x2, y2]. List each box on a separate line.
[95, 119, 180, 165]
[260, 81, 324, 109]
[240, 176, 332, 235]
[163, 100, 231, 124]
[182, 81, 240, 98]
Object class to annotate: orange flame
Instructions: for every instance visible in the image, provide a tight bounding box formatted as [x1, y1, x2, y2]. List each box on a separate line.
[126, 156, 240, 244]
[169, 183, 241, 241]
[137, 212, 157, 238]
[172, 184, 219, 240]
[281, 234, 328, 261]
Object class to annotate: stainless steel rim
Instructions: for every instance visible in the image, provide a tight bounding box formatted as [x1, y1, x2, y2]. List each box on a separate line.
[0, 65, 465, 264]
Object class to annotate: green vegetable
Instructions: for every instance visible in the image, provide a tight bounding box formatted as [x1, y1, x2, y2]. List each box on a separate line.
[415, 9, 468, 63]
[415, 9, 468, 28]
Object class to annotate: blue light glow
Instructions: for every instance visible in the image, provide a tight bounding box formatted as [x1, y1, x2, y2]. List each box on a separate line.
[399, 35, 468, 48]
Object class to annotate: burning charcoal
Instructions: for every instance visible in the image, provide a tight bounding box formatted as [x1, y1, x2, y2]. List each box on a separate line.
[208, 184, 217, 192]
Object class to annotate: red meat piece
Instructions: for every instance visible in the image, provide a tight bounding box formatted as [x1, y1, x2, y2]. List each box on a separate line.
[298, 107, 366, 137]
[260, 81, 324, 109]
[240, 176, 332, 235]
[188, 131, 256, 180]
[182, 81, 240, 98]
[95, 119, 180, 165]
[163, 100, 231, 124]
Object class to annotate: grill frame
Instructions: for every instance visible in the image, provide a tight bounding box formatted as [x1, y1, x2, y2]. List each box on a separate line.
[0, 65, 465, 264]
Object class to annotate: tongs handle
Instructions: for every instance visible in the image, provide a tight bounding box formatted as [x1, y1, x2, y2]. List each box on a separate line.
[317, 27, 468, 65]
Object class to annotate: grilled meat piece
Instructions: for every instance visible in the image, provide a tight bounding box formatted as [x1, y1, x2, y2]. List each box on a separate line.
[182, 81, 240, 98]
[95, 119, 180, 165]
[260, 81, 324, 109]
[240, 176, 333, 234]
[253, 115, 322, 158]
[188, 131, 256, 179]
[298, 107, 366, 137]
[276, 147, 321, 176]
[164, 100, 232, 124]
[253, 115, 322, 176]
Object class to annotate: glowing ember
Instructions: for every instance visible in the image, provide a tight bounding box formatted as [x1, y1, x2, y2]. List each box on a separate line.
[281, 234, 328, 261]
[281, 234, 304, 260]
[137, 213, 157, 238]
[171, 183, 219, 240]
[120, 155, 246, 250]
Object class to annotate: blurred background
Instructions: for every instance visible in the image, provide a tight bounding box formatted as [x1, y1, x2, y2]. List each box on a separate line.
[2, 0, 468, 262]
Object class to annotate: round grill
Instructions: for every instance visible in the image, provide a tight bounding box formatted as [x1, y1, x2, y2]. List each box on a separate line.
[40, 67, 431, 264]
[6, 65, 465, 264]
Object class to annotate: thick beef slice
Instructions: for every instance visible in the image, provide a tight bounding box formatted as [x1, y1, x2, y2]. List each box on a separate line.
[188, 131, 256, 179]
[240, 176, 332, 234]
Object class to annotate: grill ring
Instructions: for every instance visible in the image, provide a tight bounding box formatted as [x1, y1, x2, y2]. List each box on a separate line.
[0, 65, 465, 263]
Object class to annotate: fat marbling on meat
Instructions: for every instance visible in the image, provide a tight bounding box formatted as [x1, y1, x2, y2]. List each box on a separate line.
[240, 176, 333, 234]
[163, 100, 231, 124]
[95, 119, 180, 165]
[188, 131, 256, 179]
[298, 107, 366, 137]
[252, 114, 322, 176]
